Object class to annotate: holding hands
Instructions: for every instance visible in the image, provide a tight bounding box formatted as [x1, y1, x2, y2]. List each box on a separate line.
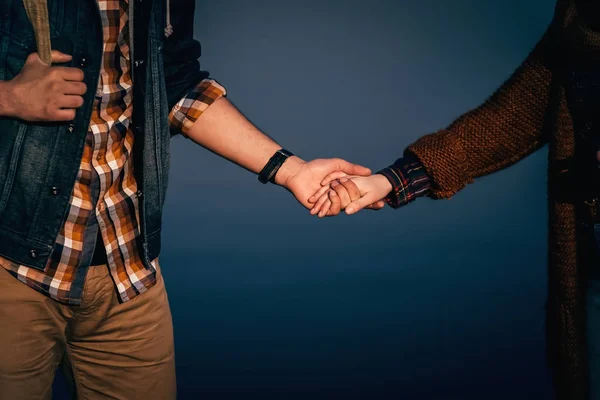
[307, 173, 393, 217]
[280, 157, 375, 209]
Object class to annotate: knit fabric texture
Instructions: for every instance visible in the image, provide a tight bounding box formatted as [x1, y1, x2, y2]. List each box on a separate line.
[404, 1, 600, 398]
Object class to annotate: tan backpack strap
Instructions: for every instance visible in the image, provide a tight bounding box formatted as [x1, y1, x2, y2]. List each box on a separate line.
[22, 0, 52, 65]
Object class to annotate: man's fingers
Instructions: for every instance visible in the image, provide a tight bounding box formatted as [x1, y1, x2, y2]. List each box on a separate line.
[335, 159, 371, 177]
[50, 50, 73, 64]
[318, 199, 332, 218]
[320, 171, 347, 186]
[52, 109, 77, 121]
[58, 95, 84, 109]
[327, 190, 341, 216]
[54, 66, 85, 82]
[346, 194, 377, 216]
[309, 185, 331, 204]
[310, 193, 330, 215]
[64, 82, 87, 95]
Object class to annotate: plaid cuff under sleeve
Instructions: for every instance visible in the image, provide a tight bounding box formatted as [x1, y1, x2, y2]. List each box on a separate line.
[377, 152, 431, 209]
[168, 79, 227, 136]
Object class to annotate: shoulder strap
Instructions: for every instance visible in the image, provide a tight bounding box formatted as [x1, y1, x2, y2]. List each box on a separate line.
[22, 0, 52, 65]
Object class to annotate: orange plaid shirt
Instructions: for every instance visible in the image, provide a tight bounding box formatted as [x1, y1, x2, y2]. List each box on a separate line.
[0, 0, 225, 304]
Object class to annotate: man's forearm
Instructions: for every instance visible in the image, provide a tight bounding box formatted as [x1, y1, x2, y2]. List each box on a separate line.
[184, 96, 303, 186]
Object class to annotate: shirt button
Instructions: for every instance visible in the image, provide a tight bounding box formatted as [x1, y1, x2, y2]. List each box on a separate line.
[67, 124, 75, 133]
[51, 186, 59, 195]
[30, 249, 38, 258]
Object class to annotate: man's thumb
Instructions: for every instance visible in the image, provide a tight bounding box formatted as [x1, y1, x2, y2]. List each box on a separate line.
[50, 50, 73, 64]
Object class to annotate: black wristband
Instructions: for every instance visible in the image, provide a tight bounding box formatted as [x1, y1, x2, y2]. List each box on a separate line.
[259, 149, 294, 184]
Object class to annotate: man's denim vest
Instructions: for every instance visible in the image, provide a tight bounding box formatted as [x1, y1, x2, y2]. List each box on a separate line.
[0, 0, 206, 270]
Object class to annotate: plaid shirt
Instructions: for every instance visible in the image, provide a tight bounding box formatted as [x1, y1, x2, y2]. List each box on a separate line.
[0, 0, 225, 305]
[378, 153, 431, 208]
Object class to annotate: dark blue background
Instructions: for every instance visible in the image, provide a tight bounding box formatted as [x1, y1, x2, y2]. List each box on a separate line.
[55, 0, 557, 398]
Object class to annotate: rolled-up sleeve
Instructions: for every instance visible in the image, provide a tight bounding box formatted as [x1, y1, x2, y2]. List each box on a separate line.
[162, 0, 227, 136]
[168, 79, 226, 136]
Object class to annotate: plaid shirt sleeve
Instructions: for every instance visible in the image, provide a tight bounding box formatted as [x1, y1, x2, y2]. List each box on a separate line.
[376, 152, 431, 209]
[168, 79, 227, 136]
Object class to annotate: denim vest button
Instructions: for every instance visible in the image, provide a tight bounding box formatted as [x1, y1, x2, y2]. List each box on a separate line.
[79, 57, 89, 68]
[51, 186, 59, 196]
[30, 249, 38, 258]
[136, 190, 143, 197]
[67, 124, 75, 133]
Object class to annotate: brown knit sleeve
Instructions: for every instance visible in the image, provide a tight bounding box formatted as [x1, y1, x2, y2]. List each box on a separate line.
[406, 22, 562, 199]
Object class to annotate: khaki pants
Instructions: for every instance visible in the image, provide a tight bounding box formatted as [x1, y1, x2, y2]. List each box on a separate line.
[0, 261, 176, 400]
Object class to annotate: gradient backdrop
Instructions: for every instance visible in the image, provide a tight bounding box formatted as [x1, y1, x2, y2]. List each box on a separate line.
[54, 0, 557, 399]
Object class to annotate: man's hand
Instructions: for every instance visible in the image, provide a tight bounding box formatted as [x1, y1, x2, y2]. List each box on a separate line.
[274, 156, 372, 209]
[0, 51, 87, 122]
